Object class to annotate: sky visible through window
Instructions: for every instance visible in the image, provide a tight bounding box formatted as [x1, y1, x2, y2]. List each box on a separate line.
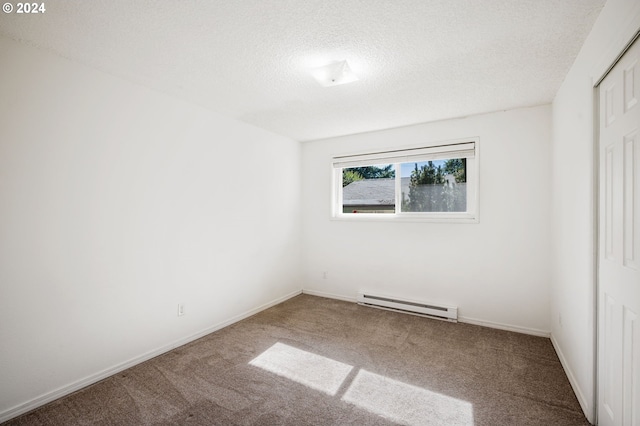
[400, 160, 446, 177]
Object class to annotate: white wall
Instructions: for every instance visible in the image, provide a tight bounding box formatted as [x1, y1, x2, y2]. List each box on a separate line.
[301, 105, 552, 335]
[0, 37, 302, 420]
[550, 0, 640, 422]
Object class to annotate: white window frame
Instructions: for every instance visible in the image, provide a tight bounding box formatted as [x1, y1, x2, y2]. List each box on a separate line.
[332, 138, 479, 223]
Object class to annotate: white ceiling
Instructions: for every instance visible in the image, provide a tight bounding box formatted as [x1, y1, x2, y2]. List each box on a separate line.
[0, 0, 605, 141]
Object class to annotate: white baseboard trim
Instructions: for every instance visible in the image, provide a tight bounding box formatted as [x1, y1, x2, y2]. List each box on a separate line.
[550, 333, 593, 424]
[458, 316, 551, 338]
[302, 289, 551, 338]
[0, 289, 302, 423]
[302, 288, 357, 303]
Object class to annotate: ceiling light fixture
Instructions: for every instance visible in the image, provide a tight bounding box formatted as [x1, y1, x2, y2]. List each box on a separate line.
[309, 60, 358, 87]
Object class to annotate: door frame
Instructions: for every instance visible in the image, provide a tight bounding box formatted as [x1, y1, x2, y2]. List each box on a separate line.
[592, 18, 640, 424]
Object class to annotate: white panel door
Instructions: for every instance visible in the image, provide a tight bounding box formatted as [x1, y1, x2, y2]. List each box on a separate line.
[598, 36, 640, 426]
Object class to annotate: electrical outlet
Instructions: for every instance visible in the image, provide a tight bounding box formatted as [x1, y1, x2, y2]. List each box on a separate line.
[178, 304, 185, 317]
[322, 271, 328, 279]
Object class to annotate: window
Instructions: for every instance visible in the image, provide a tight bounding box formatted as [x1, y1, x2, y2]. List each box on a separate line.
[332, 139, 478, 222]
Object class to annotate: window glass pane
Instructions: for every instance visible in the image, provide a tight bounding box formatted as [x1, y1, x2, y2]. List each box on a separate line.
[400, 159, 467, 212]
[342, 164, 395, 214]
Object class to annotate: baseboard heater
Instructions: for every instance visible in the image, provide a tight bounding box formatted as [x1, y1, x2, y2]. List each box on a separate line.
[357, 292, 458, 322]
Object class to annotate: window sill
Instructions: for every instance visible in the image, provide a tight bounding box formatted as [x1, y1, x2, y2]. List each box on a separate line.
[331, 213, 479, 224]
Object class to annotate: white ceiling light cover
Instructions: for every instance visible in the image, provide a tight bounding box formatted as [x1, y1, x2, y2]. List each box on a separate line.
[309, 60, 359, 87]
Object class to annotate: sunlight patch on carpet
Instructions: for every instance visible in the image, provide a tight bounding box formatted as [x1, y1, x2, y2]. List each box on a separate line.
[342, 370, 474, 426]
[249, 342, 353, 396]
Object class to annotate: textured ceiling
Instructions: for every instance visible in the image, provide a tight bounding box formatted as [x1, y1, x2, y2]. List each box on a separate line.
[0, 0, 605, 141]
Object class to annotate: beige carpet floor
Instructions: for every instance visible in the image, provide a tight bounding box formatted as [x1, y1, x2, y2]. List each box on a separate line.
[4, 294, 589, 425]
